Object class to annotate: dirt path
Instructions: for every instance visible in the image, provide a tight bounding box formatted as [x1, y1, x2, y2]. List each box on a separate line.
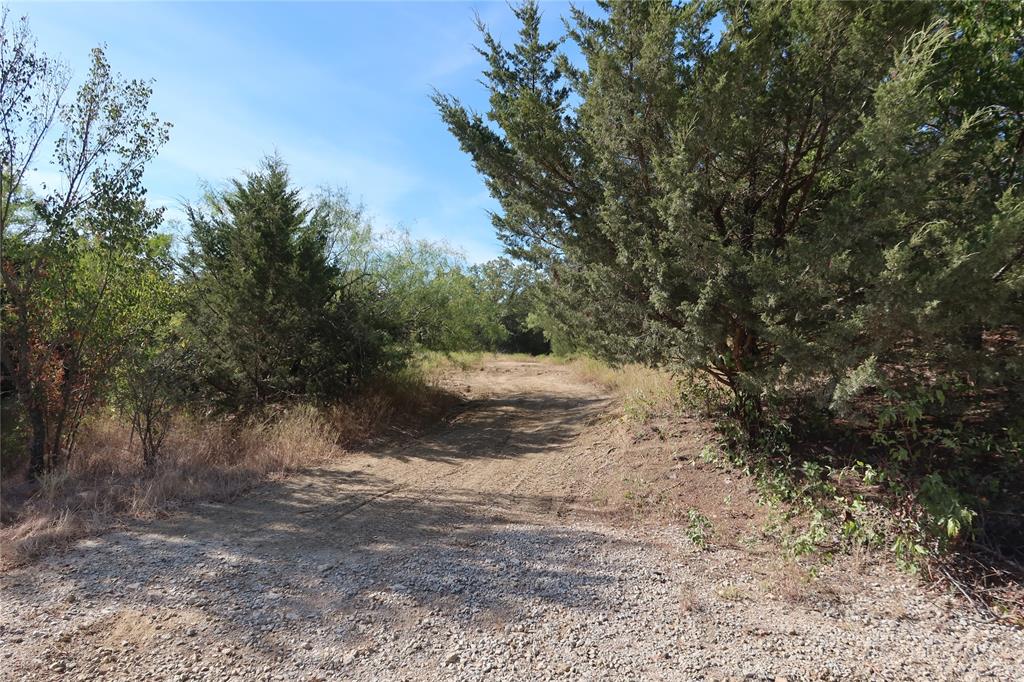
[1, 360, 1022, 681]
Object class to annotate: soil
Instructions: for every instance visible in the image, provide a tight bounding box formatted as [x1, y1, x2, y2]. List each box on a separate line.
[1, 359, 1021, 680]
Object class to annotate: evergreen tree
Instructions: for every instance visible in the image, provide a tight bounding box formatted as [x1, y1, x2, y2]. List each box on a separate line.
[182, 158, 401, 410]
[437, 0, 1023, 429]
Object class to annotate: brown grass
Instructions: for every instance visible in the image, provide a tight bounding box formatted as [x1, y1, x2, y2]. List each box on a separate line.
[0, 366, 461, 567]
[418, 350, 687, 422]
[554, 355, 682, 420]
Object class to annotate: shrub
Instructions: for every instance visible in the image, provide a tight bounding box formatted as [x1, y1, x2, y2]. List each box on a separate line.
[180, 158, 406, 411]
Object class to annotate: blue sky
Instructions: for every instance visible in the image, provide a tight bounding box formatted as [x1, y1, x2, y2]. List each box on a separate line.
[10, 1, 585, 263]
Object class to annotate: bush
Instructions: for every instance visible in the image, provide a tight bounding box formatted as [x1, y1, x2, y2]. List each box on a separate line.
[436, 0, 1022, 426]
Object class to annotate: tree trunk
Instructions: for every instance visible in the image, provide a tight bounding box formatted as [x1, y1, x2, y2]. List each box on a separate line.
[27, 405, 47, 478]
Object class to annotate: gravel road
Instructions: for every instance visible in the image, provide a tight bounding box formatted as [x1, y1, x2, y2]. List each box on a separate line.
[1, 360, 1022, 681]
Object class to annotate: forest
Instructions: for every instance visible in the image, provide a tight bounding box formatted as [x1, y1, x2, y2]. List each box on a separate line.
[2, 0, 1022, 619]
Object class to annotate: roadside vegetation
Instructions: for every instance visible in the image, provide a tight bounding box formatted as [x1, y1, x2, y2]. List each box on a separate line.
[2, 0, 1021, 618]
[437, 0, 1023, 614]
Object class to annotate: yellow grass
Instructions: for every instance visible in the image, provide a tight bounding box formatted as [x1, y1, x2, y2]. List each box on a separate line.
[420, 349, 685, 420]
[0, 364, 458, 566]
[556, 355, 681, 420]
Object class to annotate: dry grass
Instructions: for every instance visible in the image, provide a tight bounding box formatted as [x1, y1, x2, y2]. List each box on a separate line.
[715, 582, 748, 602]
[677, 587, 705, 614]
[415, 350, 544, 373]
[556, 355, 681, 420]
[1, 352, 687, 565]
[422, 350, 684, 420]
[0, 365, 460, 567]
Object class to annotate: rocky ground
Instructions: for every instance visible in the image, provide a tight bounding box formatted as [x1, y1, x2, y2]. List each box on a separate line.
[2, 360, 1022, 681]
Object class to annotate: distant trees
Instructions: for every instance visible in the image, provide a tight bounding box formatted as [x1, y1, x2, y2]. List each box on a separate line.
[471, 257, 549, 355]
[1, 9, 170, 474]
[179, 158, 557, 414]
[436, 0, 1023, 428]
[377, 236, 506, 353]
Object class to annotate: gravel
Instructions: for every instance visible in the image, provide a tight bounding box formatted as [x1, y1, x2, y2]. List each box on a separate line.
[3, 517, 1022, 681]
[2, 361, 1021, 681]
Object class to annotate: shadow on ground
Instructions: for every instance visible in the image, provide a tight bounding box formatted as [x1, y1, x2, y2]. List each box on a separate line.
[1, 483, 636, 658]
[0, 382, 631, 664]
[375, 393, 609, 464]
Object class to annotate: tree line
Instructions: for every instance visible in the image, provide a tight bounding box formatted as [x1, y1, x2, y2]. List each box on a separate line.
[0, 8, 548, 477]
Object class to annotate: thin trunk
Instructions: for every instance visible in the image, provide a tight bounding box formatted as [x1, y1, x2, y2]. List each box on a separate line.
[27, 405, 47, 477]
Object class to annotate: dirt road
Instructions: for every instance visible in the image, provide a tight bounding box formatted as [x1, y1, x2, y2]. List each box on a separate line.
[2, 360, 1022, 680]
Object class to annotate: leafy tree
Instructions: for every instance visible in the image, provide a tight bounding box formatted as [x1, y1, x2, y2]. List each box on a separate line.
[436, 0, 1023, 431]
[111, 234, 185, 467]
[181, 158, 403, 410]
[1, 10, 170, 474]
[378, 236, 506, 352]
[471, 257, 549, 354]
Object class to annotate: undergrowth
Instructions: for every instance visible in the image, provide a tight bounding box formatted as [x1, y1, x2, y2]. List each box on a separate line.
[553, 355, 1022, 621]
[681, 371, 1023, 621]
[0, 362, 459, 566]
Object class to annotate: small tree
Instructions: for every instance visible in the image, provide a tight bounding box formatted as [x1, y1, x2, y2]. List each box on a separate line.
[112, 234, 183, 467]
[118, 344, 188, 468]
[1, 10, 170, 474]
[181, 158, 403, 410]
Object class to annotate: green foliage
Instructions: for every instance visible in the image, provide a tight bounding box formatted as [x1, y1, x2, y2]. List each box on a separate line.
[0, 11, 552, 489]
[470, 257, 549, 354]
[917, 473, 976, 544]
[377, 236, 506, 353]
[437, 0, 1023, 423]
[178, 158, 536, 411]
[685, 509, 713, 550]
[181, 158, 405, 411]
[869, 383, 1023, 560]
[111, 235, 187, 466]
[1, 9, 170, 474]
[526, 288, 583, 357]
[438, 0, 1024, 575]
[787, 510, 831, 559]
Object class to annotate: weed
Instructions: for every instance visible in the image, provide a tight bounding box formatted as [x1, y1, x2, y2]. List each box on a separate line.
[697, 445, 719, 465]
[686, 509, 714, 550]
[716, 583, 745, 601]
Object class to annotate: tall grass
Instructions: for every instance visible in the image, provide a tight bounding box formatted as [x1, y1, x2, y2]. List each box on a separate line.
[0, 364, 459, 566]
[556, 355, 682, 420]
